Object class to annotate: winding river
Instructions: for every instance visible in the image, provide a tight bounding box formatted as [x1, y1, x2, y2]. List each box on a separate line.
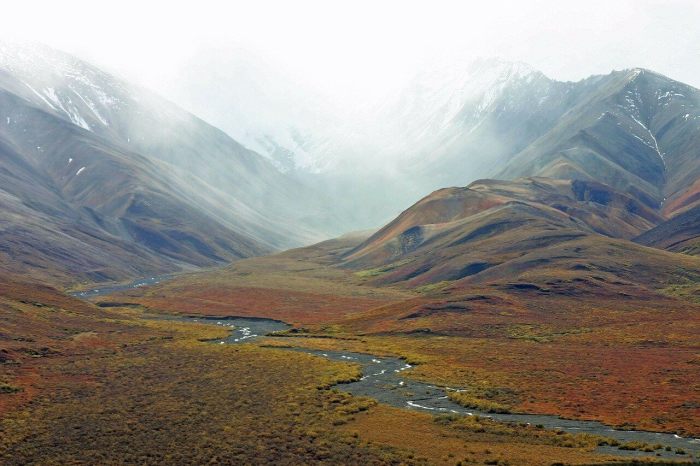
[70, 276, 699, 461]
[183, 316, 700, 461]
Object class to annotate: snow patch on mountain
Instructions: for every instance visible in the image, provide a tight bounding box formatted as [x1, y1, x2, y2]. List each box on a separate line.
[387, 58, 543, 142]
[0, 41, 129, 134]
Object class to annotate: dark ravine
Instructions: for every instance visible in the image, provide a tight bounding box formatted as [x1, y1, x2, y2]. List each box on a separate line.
[179, 316, 699, 460]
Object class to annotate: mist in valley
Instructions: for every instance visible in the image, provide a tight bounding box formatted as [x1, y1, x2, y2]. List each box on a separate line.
[3, 1, 699, 242]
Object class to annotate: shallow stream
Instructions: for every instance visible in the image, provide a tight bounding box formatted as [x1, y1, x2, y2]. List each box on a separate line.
[68, 275, 700, 461]
[177, 315, 700, 460]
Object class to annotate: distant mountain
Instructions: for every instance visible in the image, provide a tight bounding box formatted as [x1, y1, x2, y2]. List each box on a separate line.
[376, 62, 700, 214]
[4, 42, 700, 284]
[331, 61, 700, 304]
[499, 68, 700, 210]
[166, 50, 400, 230]
[337, 63, 700, 293]
[175, 56, 700, 233]
[165, 49, 348, 174]
[369, 59, 569, 184]
[0, 42, 340, 284]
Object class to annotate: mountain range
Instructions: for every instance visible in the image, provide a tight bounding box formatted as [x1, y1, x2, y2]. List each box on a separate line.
[2, 42, 700, 290]
[3, 39, 700, 459]
[0, 42, 347, 284]
[336, 66, 700, 291]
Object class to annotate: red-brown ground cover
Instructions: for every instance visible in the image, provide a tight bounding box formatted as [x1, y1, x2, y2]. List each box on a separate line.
[125, 285, 392, 325]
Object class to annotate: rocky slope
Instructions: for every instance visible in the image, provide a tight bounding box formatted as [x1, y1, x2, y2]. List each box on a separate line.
[499, 68, 700, 209]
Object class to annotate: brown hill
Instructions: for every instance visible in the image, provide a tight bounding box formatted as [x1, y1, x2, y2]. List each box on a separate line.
[343, 177, 669, 287]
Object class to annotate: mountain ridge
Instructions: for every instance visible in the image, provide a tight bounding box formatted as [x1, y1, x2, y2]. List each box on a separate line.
[0, 41, 345, 284]
[172, 55, 700, 232]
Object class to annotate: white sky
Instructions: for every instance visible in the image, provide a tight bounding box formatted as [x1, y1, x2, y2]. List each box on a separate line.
[2, 0, 700, 101]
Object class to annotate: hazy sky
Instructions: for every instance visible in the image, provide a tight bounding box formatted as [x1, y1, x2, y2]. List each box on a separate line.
[2, 0, 700, 101]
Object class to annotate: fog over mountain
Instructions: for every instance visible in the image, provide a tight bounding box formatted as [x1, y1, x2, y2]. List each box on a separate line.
[164, 51, 700, 230]
[0, 41, 351, 283]
[1, 0, 700, 281]
[3, 35, 700, 279]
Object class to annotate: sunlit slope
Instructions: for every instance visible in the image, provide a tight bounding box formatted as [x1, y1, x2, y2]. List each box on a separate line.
[341, 177, 689, 289]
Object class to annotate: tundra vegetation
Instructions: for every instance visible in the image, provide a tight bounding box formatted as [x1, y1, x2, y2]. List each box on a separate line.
[113, 243, 700, 439]
[2, 278, 689, 465]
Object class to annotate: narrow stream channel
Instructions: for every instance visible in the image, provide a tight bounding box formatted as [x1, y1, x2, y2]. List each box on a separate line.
[68, 274, 699, 461]
[69, 274, 173, 298]
[180, 316, 700, 461]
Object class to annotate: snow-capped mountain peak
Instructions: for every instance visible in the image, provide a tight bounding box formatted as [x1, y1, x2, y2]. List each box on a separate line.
[0, 40, 128, 133]
[388, 57, 547, 140]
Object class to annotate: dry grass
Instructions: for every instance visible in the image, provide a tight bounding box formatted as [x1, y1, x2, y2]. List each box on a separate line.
[98, 244, 700, 438]
[0, 282, 418, 464]
[339, 405, 653, 465]
[2, 275, 693, 464]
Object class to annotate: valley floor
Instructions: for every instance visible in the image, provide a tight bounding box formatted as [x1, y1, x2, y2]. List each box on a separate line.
[108, 244, 700, 440]
[1, 238, 699, 465]
[0, 282, 687, 465]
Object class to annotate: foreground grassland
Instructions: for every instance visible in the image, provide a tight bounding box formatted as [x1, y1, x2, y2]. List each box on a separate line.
[0, 339, 413, 464]
[111, 246, 700, 440]
[0, 286, 411, 464]
[2, 278, 678, 465]
[262, 324, 700, 440]
[1, 278, 412, 464]
[338, 406, 688, 465]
